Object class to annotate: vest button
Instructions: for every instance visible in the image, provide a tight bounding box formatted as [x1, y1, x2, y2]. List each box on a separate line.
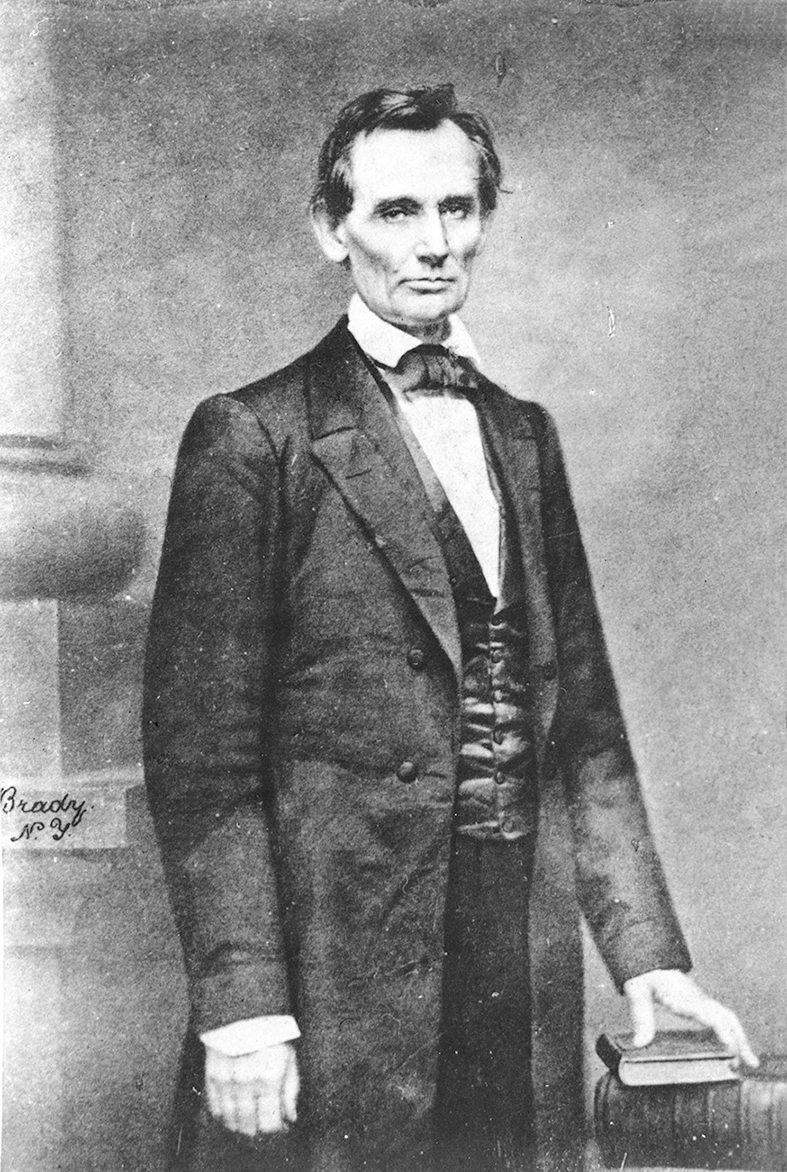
[493, 688, 505, 703]
[493, 728, 505, 744]
[397, 761, 418, 784]
[541, 660, 558, 681]
[491, 649, 505, 663]
[407, 647, 426, 670]
[494, 771, 505, 786]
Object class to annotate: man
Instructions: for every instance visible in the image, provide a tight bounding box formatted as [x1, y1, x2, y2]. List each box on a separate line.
[143, 85, 755, 1172]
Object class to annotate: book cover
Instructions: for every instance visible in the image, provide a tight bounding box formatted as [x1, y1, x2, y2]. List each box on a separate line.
[596, 1029, 739, 1086]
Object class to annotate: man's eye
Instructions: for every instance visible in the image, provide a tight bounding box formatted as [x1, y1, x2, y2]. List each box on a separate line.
[443, 203, 470, 219]
[381, 207, 409, 222]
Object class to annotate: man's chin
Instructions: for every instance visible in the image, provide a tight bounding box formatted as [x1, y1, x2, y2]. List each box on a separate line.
[394, 292, 463, 329]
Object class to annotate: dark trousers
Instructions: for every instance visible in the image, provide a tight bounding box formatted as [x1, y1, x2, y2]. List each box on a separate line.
[434, 834, 537, 1172]
[172, 836, 536, 1172]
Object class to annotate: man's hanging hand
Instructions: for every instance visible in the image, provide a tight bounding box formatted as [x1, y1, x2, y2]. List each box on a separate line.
[204, 1041, 300, 1136]
[623, 969, 759, 1068]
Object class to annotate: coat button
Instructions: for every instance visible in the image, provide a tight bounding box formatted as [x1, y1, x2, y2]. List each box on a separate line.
[541, 660, 558, 681]
[397, 761, 418, 784]
[407, 647, 426, 670]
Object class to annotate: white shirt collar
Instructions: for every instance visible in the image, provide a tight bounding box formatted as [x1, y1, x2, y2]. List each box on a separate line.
[346, 293, 482, 370]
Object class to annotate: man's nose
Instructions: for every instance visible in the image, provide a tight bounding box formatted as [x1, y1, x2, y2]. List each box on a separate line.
[415, 211, 450, 263]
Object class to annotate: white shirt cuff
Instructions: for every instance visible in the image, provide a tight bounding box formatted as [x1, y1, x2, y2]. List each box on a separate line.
[200, 1015, 301, 1056]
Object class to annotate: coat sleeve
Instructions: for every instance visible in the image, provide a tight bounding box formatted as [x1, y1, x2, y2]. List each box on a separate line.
[534, 405, 692, 990]
[143, 393, 292, 1034]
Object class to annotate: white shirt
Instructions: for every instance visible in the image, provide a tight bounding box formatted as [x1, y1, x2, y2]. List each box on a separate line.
[202, 299, 500, 1057]
[347, 295, 500, 597]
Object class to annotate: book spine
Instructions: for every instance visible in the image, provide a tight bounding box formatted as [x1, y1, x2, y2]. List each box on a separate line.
[594, 1072, 787, 1170]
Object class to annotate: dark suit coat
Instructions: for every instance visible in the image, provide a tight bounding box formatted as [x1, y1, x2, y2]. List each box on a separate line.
[143, 319, 690, 1171]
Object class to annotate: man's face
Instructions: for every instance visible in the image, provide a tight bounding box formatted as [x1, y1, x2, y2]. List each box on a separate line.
[314, 121, 490, 340]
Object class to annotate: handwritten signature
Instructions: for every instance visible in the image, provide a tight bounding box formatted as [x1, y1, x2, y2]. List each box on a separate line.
[0, 786, 88, 843]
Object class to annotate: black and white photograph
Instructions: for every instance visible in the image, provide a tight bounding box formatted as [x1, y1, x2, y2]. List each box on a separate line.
[1, 2, 784, 1170]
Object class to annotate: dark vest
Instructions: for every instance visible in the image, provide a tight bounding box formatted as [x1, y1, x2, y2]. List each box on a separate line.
[437, 493, 539, 841]
[381, 377, 540, 842]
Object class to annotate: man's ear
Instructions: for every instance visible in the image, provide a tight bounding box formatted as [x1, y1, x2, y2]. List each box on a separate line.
[475, 209, 494, 257]
[310, 208, 349, 264]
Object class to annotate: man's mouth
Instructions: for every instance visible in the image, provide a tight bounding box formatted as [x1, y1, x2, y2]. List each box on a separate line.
[404, 277, 454, 291]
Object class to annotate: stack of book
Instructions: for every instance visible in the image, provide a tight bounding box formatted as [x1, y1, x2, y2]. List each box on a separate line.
[594, 1030, 787, 1170]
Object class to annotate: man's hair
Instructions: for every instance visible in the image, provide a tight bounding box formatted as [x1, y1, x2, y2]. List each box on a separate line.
[310, 84, 503, 226]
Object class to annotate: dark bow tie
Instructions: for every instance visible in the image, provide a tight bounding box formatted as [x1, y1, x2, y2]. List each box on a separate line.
[392, 345, 481, 398]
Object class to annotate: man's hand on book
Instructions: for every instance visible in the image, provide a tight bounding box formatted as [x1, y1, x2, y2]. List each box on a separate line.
[623, 969, 759, 1069]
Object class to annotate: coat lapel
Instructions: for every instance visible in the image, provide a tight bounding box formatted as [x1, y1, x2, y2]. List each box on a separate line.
[306, 321, 462, 682]
[473, 382, 559, 739]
